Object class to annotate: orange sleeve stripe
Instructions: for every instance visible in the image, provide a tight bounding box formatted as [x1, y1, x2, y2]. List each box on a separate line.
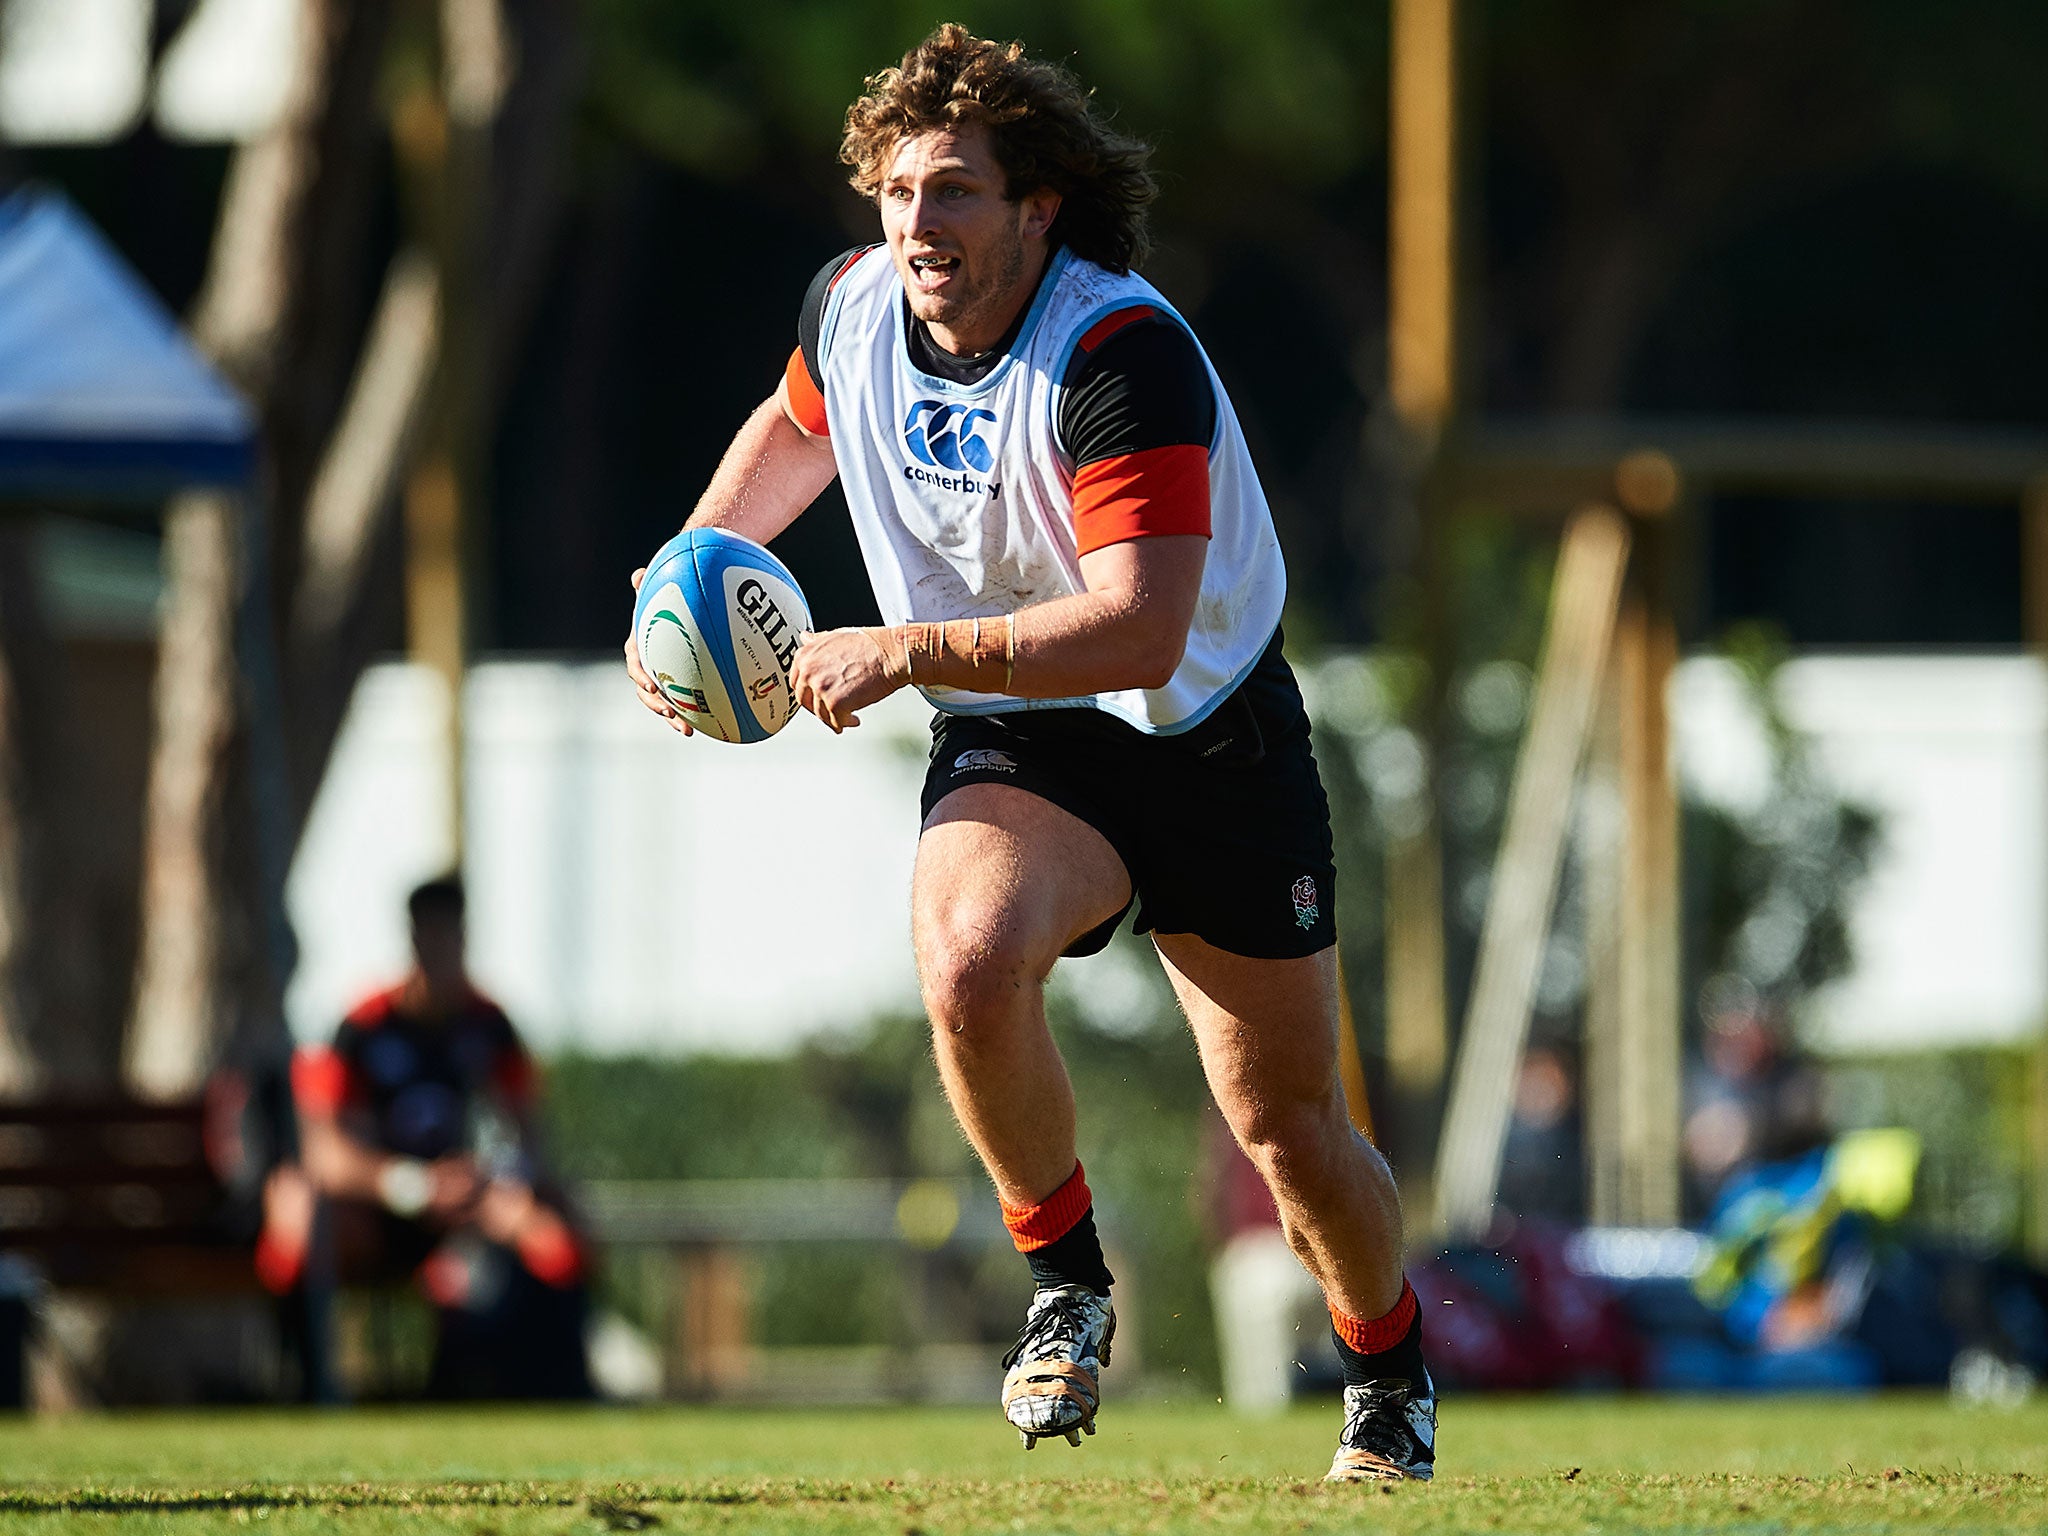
[1071, 443, 1212, 556]
[1077, 304, 1156, 353]
[290, 1045, 354, 1115]
[1001, 1162, 1093, 1251]
[343, 986, 399, 1028]
[784, 347, 829, 436]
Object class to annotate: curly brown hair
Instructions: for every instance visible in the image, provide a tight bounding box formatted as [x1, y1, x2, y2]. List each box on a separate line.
[841, 24, 1157, 275]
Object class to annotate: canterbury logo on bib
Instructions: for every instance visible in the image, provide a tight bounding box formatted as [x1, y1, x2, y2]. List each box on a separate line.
[904, 400, 1000, 477]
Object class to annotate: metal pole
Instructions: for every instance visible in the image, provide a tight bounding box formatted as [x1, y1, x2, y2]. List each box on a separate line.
[1612, 518, 1682, 1225]
[399, 0, 506, 868]
[1384, 0, 1460, 1206]
[403, 460, 466, 865]
[1435, 507, 1631, 1239]
[2024, 474, 2048, 1264]
[1581, 652, 1624, 1226]
[1389, 0, 1458, 429]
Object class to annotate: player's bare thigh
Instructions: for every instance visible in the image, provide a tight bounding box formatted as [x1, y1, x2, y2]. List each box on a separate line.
[1152, 933, 1345, 1119]
[913, 783, 1132, 994]
[1157, 932, 1402, 1314]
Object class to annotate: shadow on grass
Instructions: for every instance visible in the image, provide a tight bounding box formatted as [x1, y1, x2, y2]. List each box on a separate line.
[0, 1484, 791, 1517]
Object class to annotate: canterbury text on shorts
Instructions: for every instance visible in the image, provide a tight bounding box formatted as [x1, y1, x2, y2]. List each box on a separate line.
[918, 629, 1337, 961]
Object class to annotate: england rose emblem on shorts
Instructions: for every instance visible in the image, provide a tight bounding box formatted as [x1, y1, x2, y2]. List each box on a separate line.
[1292, 875, 1319, 929]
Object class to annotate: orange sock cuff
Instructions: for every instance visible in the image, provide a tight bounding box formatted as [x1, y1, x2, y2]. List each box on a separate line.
[517, 1224, 587, 1289]
[1332, 1279, 1418, 1355]
[1000, 1163, 1092, 1253]
[253, 1229, 306, 1295]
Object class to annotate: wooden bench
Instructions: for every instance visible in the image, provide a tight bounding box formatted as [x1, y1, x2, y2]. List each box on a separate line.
[0, 1094, 257, 1295]
[0, 1093, 268, 1407]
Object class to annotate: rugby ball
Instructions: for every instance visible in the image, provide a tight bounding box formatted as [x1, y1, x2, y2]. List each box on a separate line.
[632, 527, 812, 743]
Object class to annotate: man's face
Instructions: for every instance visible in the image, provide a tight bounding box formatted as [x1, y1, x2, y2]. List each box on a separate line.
[412, 911, 466, 993]
[877, 124, 1059, 353]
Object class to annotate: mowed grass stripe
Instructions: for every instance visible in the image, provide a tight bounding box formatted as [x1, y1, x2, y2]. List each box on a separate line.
[0, 1476, 2038, 1535]
[0, 1398, 2041, 1534]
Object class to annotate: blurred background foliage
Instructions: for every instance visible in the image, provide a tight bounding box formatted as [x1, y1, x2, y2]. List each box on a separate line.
[547, 982, 1224, 1383]
[1831, 1049, 2035, 1253]
[1681, 625, 1882, 1008]
[24, 2, 2048, 648]
[483, 0, 2048, 656]
[541, 1027, 2030, 1392]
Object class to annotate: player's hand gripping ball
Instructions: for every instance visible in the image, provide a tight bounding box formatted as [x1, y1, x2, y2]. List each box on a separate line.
[631, 528, 813, 742]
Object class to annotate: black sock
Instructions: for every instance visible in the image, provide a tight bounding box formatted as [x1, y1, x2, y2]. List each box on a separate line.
[1332, 1306, 1427, 1389]
[1023, 1206, 1114, 1296]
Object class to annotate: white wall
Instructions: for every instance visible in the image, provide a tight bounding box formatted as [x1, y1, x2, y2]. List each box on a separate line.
[1674, 654, 2048, 1051]
[294, 652, 2048, 1057]
[287, 660, 929, 1055]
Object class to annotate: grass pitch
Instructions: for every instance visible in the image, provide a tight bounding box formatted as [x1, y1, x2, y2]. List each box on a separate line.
[0, 1395, 2042, 1533]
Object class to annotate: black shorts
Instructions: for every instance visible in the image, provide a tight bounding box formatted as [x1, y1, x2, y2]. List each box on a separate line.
[917, 629, 1337, 960]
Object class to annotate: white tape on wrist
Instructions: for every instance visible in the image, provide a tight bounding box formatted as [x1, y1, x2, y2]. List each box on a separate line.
[376, 1158, 431, 1218]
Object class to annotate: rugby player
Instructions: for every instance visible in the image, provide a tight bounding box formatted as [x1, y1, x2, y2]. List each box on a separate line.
[624, 24, 1434, 1481]
[261, 878, 590, 1398]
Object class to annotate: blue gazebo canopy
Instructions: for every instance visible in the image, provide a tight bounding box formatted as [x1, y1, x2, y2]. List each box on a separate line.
[0, 185, 254, 500]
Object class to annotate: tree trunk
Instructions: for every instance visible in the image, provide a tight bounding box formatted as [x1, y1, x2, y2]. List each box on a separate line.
[126, 497, 251, 1096]
[0, 529, 46, 1094]
[0, 523, 127, 1091]
[126, 0, 398, 1097]
[127, 0, 579, 1096]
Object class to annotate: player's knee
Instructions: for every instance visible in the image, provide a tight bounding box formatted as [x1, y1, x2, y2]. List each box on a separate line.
[915, 911, 1046, 1031]
[1235, 1099, 1350, 1194]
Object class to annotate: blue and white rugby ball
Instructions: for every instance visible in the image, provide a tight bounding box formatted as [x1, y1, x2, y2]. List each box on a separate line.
[632, 528, 812, 743]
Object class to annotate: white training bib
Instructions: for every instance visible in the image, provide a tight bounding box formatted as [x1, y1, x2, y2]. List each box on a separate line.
[818, 246, 1287, 734]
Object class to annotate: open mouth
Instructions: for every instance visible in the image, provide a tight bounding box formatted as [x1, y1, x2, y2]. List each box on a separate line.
[908, 253, 960, 289]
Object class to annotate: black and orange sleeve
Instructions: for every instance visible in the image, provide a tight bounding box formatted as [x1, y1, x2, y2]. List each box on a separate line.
[783, 347, 829, 436]
[1058, 309, 1217, 556]
[1072, 446, 1211, 555]
[787, 244, 879, 437]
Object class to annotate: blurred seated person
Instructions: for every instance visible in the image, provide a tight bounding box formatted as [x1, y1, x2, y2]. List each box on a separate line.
[1682, 978, 1830, 1219]
[1496, 1043, 1585, 1224]
[257, 876, 591, 1399]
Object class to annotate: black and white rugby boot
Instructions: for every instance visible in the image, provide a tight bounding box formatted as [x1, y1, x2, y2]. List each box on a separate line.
[1325, 1368, 1436, 1482]
[1000, 1284, 1114, 1449]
